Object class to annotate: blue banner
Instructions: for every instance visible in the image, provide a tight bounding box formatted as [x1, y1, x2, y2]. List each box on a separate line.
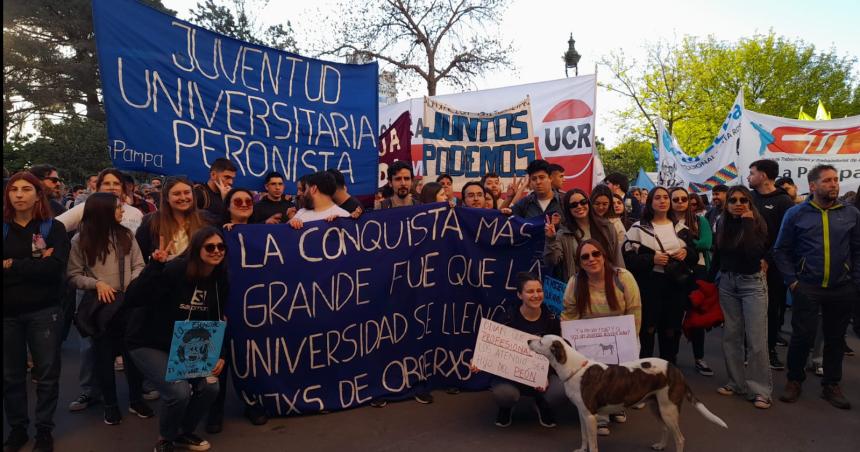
[224, 204, 544, 415]
[92, 0, 379, 195]
[165, 320, 227, 382]
[541, 275, 566, 315]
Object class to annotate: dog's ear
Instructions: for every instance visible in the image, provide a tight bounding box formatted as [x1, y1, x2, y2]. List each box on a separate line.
[550, 340, 567, 364]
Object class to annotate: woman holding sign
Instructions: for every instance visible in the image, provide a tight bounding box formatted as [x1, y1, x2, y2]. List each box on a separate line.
[561, 238, 642, 436]
[125, 227, 229, 452]
[471, 273, 565, 428]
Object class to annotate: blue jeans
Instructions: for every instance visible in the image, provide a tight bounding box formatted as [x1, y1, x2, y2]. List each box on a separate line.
[3, 305, 63, 432]
[718, 272, 772, 399]
[129, 347, 219, 440]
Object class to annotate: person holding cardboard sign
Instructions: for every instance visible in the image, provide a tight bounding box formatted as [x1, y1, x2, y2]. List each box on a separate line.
[471, 272, 566, 428]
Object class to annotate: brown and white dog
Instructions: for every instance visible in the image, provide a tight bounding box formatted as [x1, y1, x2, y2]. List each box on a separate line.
[528, 335, 727, 452]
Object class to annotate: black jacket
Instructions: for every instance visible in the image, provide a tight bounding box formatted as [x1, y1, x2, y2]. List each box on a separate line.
[711, 217, 768, 277]
[751, 187, 794, 261]
[3, 219, 70, 316]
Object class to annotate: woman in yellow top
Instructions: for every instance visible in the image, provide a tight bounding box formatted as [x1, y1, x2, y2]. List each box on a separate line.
[561, 238, 642, 436]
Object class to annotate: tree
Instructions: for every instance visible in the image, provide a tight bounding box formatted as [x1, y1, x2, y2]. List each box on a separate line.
[598, 138, 655, 181]
[601, 33, 858, 153]
[187, 0, 297, 51]
[321, 0, 514, 95]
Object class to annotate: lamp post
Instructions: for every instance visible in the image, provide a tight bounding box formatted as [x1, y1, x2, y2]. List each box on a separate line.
[563, 34, 581, 77]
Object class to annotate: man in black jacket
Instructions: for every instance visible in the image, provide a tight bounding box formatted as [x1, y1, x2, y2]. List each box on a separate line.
[748, 159, 796, 370]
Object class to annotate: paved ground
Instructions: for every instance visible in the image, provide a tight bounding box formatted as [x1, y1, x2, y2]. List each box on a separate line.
[7, 318, 860, 452]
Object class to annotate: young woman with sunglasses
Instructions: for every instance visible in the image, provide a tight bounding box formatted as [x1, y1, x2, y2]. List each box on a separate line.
[561, 239, 641, 435]
[669, 187, 715, 376]
[3, 172, 70, 452]
[221, 188, 257, 231]
[623, 187, 697, 364]
[66, 193, 153, 426]
[545, 189, 622, 281]
[136, 177, 209, 262]
[711, 186, 772, 409]
[125, 227, 229, 452]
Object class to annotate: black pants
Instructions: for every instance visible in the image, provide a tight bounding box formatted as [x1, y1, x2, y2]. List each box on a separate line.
[766, 264, 787, 350]
[93, 332, 143, 406]
[640, 272, 686, 364]
[786, 283, 857, 386]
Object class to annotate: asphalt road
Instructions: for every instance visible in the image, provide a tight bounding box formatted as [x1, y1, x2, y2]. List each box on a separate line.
[8, 319, 860, 452]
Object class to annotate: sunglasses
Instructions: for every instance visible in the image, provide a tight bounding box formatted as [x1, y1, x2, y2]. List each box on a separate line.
[569, 199, 589, 208]
[728, 197, 750, 205]
[232, 198, 253, 207]
[672, 196, 688, 203]
[203, 243, 226, 253]
[580, 250, 603, 261]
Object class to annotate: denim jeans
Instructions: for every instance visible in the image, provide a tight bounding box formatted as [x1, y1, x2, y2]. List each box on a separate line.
[786, 283, 857, 386]
[3, 305, 63, 432]
[718, 272, 772, 399]
[76, 289, 100, 399]
[129, 347, 219, 440]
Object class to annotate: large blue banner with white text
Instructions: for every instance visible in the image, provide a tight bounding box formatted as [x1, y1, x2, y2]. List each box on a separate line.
[92, 0, 379, 195]
[224, 204, 544, 415]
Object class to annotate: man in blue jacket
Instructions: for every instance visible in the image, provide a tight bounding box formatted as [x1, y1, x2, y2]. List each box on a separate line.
[775, 164, 860, 410]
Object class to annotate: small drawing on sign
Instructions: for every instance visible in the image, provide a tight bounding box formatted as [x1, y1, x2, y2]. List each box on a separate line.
[573, 336, 621, 365]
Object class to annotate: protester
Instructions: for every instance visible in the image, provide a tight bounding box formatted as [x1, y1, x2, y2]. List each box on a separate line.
[471, 272, 565, 428]
[125, 227, 228, 452]
[484, 192, 497, 209]
[669, 187, 714, 376]
[748, 159, 795, 370]
[221, 189, 256, 230]
[706, 184, 729, 231]
[58, 168, 145, 234]
[775, 177, 802, 204]
[548, 163, 565, 194]
[612, 193, 633, 230]
[145, 191, 161, 210]
[150, 177, 163, 192]
[561, 239, 641, 435]
[437, 174, 456, 205]
[775, 165, 860, 410]
[623, 186, 697, 364]
[123, 173, 157, 215]
[545, 188, 621, 281]
[66, 192, 153, 425]
[376, 161, 418, 209]
[64, 185, 86, 210]
[689, 193, 707, 216]
[3, 172, 70, 452]
[194, 158, 237, 221]
[288, 171, 351, 229]
[28, 164, 66, 216]
[604, 172, 640, 221]
[460, 181, 486, 208]
[591, 184, 626, 249]
[708, 186, 772, 408]
[136, 177, 209, 262]
[250, 172, 294, 224]
[481, 173, 503, 205]
[510, 160, 561, 218]
[327, 168, 363, 216]
[418, 182, 449, 204]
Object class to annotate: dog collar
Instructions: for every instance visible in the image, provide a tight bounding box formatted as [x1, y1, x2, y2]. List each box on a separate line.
[562, 360, 590, 383]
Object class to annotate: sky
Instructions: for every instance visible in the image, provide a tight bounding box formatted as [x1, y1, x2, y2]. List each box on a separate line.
[163, 0, 859, 147]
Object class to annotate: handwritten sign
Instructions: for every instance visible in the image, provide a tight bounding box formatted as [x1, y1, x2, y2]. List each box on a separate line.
[542, 275, 566, 315]
[472, 318, 549, 388]
[166, 320, 226, 381]
[561, 315, 638, 365]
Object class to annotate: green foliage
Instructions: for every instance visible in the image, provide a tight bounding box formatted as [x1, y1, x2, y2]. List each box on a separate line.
[598, 139, 655, 181]
[188, 0, 297, 51]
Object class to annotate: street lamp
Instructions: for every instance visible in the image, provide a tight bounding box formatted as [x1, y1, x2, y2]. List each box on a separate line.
[563, 34, 581, 77]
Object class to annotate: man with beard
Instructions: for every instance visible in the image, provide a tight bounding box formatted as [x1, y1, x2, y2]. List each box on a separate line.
[251, 172, 295, 224]
[288, 171, 350, 228]
[460, 181, 487, 208]
[28, 164, 66, 216]
[776, 165, 860, 410]
[706, 184, 728, 231]
[377, 161, 418, 209]
[748, 159, 796, 370]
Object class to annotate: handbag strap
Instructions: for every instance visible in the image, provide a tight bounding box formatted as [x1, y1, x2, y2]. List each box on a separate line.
[116, 231, 126, 291]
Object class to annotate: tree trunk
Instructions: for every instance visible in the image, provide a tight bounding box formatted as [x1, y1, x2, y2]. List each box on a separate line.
[427, 77, 437, 96]
[85, 88, 104, 122]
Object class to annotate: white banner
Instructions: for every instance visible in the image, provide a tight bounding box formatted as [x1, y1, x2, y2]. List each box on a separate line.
[656, 90, 744, 193]
[560, 315, 639, 365]
[472, 318, 549, 388]
[738, 111, 860, 193]
[380, 75, 598, 191]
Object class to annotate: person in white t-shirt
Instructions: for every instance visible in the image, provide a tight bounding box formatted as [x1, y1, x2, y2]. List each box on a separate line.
[57, 168, 143, 233]
[288, 171, 351, 229]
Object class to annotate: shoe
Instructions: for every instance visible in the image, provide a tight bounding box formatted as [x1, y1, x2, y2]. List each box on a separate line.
[610, 411, 627, 423]
[370, 399, 387, 408]
[446, 387, 460, 394]
[154, 440, 174, 452]
[104, 405, 122, 425]
[495, 407, 513, 427]
[69, 394, 99, 412]
[776, 337, 788, 347]
[243, 403, 268, 426]
[769, 350, 785, 370]
[695, 359, 715, 376]
[821, 384, 852, 410]
[597, 423, 611, 436]
[815, 366, 824, 377]
[535, 401, 556, 428]
[142, 390, 161, 401]
[779, 380, 802, 403]
[32, 430, 52, 452]
[130, 400, 155, 419]
[845, 344, 855, 356]
[414, 392, 434, 404]
[3, 427, 28, 452]
[114, 356, 124, 372]
[753, 395, 772, 409]
[173, 433, 210, 451]
[204, 422, 222, 435]
[717, 385, 735, 396]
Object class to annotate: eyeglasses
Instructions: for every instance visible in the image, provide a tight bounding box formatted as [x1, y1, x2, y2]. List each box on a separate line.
[232, 198, 253, 207]
[672, 196, 688, 203]
[569, 199, 589, 208]
[465, 192, 484, 199]
[580, 250, 603, 261]
[203, 243, 226, 253]
[727, 197, 750, 205]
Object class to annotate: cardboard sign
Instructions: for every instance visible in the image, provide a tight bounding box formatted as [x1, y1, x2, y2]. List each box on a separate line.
[561, 315, 638, 365]
[472, 318, 549, 388]
[542, 275, 566, 315]
[165, 320, 226, 381]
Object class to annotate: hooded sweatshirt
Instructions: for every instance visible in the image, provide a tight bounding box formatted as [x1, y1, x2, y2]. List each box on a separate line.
[751, 186, 794, 261]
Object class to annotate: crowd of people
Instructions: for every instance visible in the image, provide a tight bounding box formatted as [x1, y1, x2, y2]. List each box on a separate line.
[3, 157, 859, 452]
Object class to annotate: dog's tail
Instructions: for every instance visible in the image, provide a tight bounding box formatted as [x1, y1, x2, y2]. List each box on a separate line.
[686, 385, 728, 429]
